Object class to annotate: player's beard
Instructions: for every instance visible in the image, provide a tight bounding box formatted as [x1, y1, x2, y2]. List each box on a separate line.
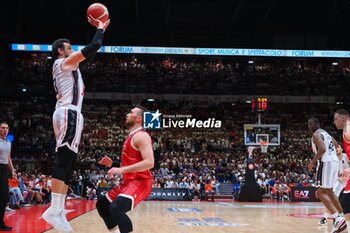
[125, 118, 135, 128]
[64, 50, 72, 58]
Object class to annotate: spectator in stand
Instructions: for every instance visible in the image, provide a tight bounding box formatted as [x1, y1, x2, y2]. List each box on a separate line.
[205, 179, 215, 202]
[96, 177, 108, 188]
[18, 173, 35, 204]
[86, 181, 97, 200]
[72, 171, 83, 197]
[66, 186, 81, 199]
[27, 174, 44, 204]
[189, 180, 200, 201]
[8, 173, 26, 206]
[179, 178, 189, 189]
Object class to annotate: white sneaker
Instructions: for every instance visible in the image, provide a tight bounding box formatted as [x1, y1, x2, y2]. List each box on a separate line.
[5, 207, 15, 212]
[60, 209, 75, 232]
[332, 216, 347, 233]
[42, 207, 72, 232]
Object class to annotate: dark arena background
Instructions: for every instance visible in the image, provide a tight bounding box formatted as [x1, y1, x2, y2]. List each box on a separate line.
[1, 1, 350, 233]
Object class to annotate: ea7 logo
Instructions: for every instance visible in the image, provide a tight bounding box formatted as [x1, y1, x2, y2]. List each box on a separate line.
[294, 190, 309, 199]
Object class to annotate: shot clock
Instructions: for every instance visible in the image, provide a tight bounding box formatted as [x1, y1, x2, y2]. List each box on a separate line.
[251, 97, 268, 112]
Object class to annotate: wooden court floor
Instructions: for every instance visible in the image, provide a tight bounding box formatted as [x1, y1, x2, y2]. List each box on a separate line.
[45, 200, 334, 233]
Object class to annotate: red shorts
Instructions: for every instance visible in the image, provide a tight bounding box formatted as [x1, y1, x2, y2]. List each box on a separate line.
[106, 179, 152, 209]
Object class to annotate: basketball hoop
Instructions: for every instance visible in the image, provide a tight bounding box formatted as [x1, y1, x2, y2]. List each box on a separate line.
[259, 141, 269, 153]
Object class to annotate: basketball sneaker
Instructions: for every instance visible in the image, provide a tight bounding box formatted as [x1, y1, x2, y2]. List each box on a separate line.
[331, 216, 347, 233]
[60, 209, 74, 232]
[42, 207, 73, 232]
[318, 217, 327, 226]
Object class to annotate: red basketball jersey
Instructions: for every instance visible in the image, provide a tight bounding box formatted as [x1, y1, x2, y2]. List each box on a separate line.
[342, 136, 350, 193]
[121, 127, 152, 181]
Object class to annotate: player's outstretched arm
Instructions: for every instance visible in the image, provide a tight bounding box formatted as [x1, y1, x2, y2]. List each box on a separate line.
[61, 15, 110, 71]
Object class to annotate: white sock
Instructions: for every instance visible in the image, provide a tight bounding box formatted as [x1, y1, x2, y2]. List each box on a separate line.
[347, 221, 350, 233]
[110, 229, 120, 233]
[323, 212, 329, 219]
[109, 227, 120, 233]
[60, 194, 66, 209]
[51, 193, 63, 209]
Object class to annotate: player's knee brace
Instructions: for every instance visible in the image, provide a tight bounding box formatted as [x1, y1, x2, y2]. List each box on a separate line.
[96, 196, 110, 214]
[109, 196, 132, 216]
[96, 196, 118, 230]
[96, 197, 110, 217]
[109, 196, 133, 233]
[52, 146, 76, 183]
[52, 160, 71, 182]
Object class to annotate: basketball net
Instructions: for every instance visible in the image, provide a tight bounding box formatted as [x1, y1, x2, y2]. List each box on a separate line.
[259, 141, 269, 153]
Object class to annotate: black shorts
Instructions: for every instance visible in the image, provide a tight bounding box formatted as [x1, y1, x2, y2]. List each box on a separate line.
[340, 190, 350, 214]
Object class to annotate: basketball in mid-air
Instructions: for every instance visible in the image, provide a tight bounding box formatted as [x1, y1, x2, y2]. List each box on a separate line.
[87, 3, 109, 23]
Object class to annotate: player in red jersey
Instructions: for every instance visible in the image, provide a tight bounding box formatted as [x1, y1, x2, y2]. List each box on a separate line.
[97, 106, 154, 233]
[334, 109, 350, 233]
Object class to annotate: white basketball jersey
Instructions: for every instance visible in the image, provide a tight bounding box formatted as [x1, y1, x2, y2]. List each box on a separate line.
[311, 129, 338, 162]
[53, 58, 85, 111]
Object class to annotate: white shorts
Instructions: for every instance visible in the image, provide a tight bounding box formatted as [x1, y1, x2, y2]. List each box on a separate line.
[53, 107, 84, 154]
[333, 180, 345, 197]
[316, 160, 339, 189]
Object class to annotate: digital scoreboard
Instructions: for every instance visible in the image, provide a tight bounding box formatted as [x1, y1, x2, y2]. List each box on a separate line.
[251, 97, 268, 112]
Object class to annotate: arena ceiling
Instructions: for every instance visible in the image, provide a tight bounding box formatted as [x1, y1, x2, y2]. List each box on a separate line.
[2, 0, 350, 51]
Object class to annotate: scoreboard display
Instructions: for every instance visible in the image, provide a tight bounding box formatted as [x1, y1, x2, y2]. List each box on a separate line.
[251, 97, 268, 112]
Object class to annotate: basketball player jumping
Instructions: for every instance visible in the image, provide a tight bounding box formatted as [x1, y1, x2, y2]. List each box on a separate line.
[97, 106, 154, 233]
[41, 16, 110, 232]
[333, 109, 350, 233]
[307, 117, 347, 233]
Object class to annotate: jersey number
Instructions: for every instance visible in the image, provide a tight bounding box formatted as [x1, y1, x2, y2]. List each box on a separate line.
[329, 141, 335, 151]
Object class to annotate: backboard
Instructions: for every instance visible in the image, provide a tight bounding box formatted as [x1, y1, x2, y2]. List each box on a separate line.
[244, 124, 280, 146]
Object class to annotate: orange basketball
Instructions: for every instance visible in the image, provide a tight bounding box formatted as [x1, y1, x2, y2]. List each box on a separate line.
[87, 3, 109, 23]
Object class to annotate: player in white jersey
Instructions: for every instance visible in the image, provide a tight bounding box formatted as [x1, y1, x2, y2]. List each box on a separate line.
[307, 117, 346, 233]
[319, 144, 349, 226]
[42, 15, 110, 232]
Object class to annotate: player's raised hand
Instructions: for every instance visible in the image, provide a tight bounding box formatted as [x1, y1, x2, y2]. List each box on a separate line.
[102, 19, 110, 31]
[98, 155, 113, 167]
[87, 15, 110, 32]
